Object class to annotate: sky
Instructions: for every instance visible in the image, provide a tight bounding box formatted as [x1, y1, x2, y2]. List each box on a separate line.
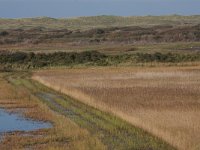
[0, 0, 200, 18]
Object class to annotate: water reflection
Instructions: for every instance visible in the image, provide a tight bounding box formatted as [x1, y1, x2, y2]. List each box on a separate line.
[0, 109, 51, 134]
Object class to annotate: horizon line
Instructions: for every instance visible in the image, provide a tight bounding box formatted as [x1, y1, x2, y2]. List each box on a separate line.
[1, 14, 200, 19]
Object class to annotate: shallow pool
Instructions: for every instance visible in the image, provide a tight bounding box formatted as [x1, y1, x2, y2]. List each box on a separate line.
[0, 109, 52, 134]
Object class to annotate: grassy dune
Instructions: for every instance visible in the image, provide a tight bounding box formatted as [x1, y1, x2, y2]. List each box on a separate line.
[1, 15, 200, 30]
[33, 66, 200, 150]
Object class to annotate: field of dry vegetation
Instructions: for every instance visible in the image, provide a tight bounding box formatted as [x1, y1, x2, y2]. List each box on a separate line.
[33, 66, 200, 150]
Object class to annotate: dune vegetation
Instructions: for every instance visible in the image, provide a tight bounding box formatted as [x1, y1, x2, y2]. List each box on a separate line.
[1, 15, 200, 30]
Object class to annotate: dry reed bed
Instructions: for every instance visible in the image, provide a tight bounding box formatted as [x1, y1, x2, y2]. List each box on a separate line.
[33, 66, 200, 150]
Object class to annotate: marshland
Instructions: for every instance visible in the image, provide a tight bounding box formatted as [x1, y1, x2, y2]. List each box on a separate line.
[0, 15, 200, 150]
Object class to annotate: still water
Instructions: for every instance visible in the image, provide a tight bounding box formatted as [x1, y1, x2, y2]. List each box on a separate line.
[0, 109, 51, 134]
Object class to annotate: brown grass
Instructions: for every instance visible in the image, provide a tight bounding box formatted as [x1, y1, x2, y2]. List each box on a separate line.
[0, 73, 105, 150]
[33, 66, 200, 150]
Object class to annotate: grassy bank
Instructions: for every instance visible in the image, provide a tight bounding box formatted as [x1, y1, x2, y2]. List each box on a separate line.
[0, 72, 105, 150]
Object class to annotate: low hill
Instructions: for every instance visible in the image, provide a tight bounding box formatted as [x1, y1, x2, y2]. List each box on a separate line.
[1, 15, 200, 30]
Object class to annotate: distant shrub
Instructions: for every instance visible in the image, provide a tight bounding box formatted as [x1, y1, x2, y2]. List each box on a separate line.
[0, 50, 106, 68]
[1, 50, 200, 70]
[135, 52, 200, 63]
[0, 31, 9, 36]
[95, 29, 105, 34]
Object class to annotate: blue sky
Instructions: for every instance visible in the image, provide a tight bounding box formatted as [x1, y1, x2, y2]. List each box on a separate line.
[0, 0, 200, 18]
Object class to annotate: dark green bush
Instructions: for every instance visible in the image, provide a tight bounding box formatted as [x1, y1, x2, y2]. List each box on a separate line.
[0, 31, 9, 36]
[135, 52, 200, 63]
[1, 50, 200, 70]
[0, 50, 106, 68]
